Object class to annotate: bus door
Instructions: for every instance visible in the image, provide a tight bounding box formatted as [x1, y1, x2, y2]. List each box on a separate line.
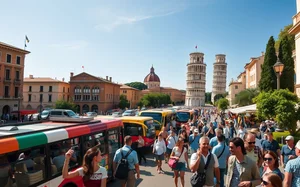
[123, 122, 143, 149]
[107, 129, 122, 178]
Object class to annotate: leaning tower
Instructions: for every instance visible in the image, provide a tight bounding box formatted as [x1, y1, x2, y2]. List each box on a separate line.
[212, 54, 227, 103]
[185, 52, 206, 107]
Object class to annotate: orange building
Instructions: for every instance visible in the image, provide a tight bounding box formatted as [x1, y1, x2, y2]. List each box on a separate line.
[69, 72, 121, 114]
[120, 85, 141, 108]
[0, 42, 30, 116]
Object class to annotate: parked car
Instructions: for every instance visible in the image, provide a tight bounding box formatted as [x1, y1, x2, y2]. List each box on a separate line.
[40, 110, 51, 120]
[112, 112, 122, 117]
[122, 110, 136, 116]
[86, 112, 97, 117]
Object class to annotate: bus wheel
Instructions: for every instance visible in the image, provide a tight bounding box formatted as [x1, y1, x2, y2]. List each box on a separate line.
[63, 183, 77, 187]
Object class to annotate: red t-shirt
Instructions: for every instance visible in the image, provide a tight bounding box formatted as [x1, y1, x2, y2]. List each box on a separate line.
[76, 166, 107, 187]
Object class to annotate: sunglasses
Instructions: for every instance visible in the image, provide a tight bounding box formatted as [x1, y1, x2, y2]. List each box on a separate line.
[248, 141, 255, 145]
[264, 157, 273, 161]
[261, 178, 269, 185]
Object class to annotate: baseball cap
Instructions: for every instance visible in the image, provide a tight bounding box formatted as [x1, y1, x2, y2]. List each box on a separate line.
[296, 140, 300, 149]
[194, 129, 199, 133]
[285, 135, 294, 141]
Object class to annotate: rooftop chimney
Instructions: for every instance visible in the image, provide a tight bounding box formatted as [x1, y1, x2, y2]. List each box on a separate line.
[109, 77, 112, 82]
[70, 72, 74, 77]
[106, 76, 108, 80]
[62, 78, 65, 82]
[261, 51, 265, 56]
[29, 75, 33, 79]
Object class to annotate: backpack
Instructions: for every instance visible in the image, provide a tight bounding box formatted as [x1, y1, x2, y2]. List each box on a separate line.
[115, 148, 133, 180]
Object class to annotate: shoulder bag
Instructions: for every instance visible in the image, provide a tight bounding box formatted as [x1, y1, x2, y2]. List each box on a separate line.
[218, 144, 226, 159]
[190, 153, 212, 187]
[168, 147, 184, 169]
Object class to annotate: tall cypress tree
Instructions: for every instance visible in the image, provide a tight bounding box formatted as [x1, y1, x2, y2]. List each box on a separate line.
[279, 35, 295, 92]
[259, 36, 277, 92]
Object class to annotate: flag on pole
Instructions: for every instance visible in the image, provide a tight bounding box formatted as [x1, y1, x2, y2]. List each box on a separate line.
[25, 35, 30, 43]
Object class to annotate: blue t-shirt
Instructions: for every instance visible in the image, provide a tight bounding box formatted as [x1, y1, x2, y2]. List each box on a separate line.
[212, 143, 230, 169]
[262, 168, 283, 180]
[209, 137, 218, 148]
[189, 134, 200, 151]
[285, 157, 300, 187]
[281, 145, 296, 165]
[262, 140, 280, 155]
[113, 145, 138, 170]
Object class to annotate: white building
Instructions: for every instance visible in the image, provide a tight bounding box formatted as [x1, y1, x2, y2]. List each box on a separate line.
[212, 54, 227, 102]
[185, 52, 206, 107]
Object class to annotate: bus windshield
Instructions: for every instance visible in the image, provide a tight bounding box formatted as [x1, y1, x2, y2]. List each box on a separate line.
[144, 120, 156, 138]
[140, 112, 162, 124]
[176, 112, 190, 122]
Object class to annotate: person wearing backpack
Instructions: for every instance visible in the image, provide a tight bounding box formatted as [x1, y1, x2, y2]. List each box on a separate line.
[113, 136, 140, 187]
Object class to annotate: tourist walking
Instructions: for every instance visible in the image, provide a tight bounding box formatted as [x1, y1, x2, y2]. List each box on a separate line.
[166, 130, 178, 162]
[237, 124, 247, 139]
[153, 132, 166, 174]
[62, 146, 107, 187]
[261, 151, 283, 180]
[212, 135, 229, 187]
[261, 172, 283, 187]
[170, 137, 189, 187]
[190, 136, 220, 187]
[209, 128, 223, 147]
[229, 122, 237, 139]
[262, 132, 281, 156]
[280, 135, 296, 168]
[244, 133, 263, 168]
[136, 135, 147, 165]
[283, 140, 300, 187]
[113, 136, 140, 187]
[226, 137, 260, 187]
[189, 129, 201, 155]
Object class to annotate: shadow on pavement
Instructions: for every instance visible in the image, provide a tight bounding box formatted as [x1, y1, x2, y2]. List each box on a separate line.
[140, 169, 154, 176]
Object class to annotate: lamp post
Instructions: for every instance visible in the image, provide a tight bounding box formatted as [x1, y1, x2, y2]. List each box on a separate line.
[18, 97, 21, 122]
[273, 58, 284, 90]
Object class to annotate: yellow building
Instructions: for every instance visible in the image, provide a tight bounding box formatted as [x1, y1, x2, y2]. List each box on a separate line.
[244, 53, 264, 89]
[120, 85, 141, 108]
[227, 71, 246, 106]
[23, 75, 70, 112]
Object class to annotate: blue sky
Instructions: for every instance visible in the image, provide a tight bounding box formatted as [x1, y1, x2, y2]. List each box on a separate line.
[0, 0, 295, 91]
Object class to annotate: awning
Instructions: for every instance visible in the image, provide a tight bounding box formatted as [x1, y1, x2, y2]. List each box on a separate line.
[11, 110, 38, 115]
[228, 104, 256, 114]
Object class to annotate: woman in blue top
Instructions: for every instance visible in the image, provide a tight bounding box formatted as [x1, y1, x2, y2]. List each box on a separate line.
[261, 151, 283, 181]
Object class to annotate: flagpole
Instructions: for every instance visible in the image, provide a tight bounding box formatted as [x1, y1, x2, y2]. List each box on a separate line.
[24, 36, 26, 50]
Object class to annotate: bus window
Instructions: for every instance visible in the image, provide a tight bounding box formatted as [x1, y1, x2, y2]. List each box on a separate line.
[50, 138, 80, 175]
[140, 112, 162, 124]
[84, 132, 107, 155]
[124, 123, 143, 136]
[3, 147, 46, 187]
[108, 129, 120, 177]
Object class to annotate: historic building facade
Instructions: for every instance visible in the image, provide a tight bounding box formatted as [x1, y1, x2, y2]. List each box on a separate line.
[212, 54, 227, 103]
[185, 52, 206, 107]
[23, 75, 70, 112]
[244, 53, 265, 89]
[120, 85, 141, 108]
[0, 42, 30, 116]
[69, 72, 121, 114]
[144, 66, 160, 89]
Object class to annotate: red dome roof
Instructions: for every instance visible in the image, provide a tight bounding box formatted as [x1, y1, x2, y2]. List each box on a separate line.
[144, 66, 160, 82]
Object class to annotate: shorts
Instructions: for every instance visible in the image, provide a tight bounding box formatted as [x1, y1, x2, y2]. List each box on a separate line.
[166, 148, 173, 155]
[155, 154, 164, 161]
[173, 162, 186, 171]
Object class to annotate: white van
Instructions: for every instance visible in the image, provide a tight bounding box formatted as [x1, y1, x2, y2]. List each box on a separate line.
[49, 109, 93, 122]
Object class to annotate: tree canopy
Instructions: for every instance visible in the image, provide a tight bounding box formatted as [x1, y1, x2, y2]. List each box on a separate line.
[275, 24, 295, 51]
[55, 100, 77, 112]
[216, 98, 229, 111]
[254, 89, 300, 135]
[119, 94, 130, 109]
[125, 82, 147, 90]
[259, 36, 277, 92]
[278, 35, 295, 92]
[213, 93, 225, 103]
[140, 93, 171, 108]
[234, 88, 259, 107]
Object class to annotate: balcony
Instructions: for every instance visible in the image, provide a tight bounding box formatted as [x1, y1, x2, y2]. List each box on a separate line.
[290, 11, 300, 34]
[3, 78, 11, 84]
[14, 79, 21, 85]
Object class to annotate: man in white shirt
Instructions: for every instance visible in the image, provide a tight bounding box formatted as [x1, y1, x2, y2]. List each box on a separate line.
[190, 136, 220, 187]
[166, 130, 178, 162]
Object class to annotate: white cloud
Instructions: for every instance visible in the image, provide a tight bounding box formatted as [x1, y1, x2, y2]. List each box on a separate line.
[50, 40, 88, 50]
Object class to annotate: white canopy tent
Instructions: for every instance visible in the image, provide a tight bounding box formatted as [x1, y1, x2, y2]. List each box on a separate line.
[228, 104, 257, 114]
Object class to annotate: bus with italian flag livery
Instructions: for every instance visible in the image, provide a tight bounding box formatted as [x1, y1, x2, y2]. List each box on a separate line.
[0, 116, 123, 187]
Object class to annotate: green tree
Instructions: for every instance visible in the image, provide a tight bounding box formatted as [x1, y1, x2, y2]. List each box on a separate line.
[205, 92, 212, 103]
[125, 82, 147, 90]
[119, 94, 130, 109]
[234, 88, 259, 106]
[259, 36, 277, 92]
[254, 89, 300, 135]
[217, 98, 229, 111]
[140, 93, 171, 108]
[55, 100, 77, 111]
[278, 35, 295, 92]
[275, 24, 295, 51]
[213, 94, 225, 103]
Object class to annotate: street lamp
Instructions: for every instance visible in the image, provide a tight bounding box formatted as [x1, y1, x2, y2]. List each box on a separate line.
[18, 97, 21, 122]
[273, 58, 284, 90]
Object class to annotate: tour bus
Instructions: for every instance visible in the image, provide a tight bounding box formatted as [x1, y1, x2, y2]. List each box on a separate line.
[175, 109, 194, 128]
[139, 109, 175, 135]
[0, 116, 123, 187]
[95, 116, 157, 148]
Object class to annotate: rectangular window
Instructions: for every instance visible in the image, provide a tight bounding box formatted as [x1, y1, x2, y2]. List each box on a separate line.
[6, 54, 11, 63]
[63, 95, 65, 100]
[4, 86, 9, 97]
[49, 94, 52, 102]
[29, 86, 32, 92]
[235, 85, 238, 89]
[68, 88, 70, 93]
[28, 94, 31, 102]
[40, 86, 43, 92]
[49, 86, 52, 92]
[15, 71, 20, 80]
[16, 56, 21, 65]
[5, 69, 10, 80]
[63, 87, 65, 93]
[67, 95, 70, 101]
[14, 87, 19, 98]
[40, 94, 43, 102]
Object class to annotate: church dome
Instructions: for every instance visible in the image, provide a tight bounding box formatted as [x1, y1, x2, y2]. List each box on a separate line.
[144, 66, 160, 82]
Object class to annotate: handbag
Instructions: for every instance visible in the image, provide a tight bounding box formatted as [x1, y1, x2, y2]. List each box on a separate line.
[190, 153, 212, 187]
[168, 147, 184, 169]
